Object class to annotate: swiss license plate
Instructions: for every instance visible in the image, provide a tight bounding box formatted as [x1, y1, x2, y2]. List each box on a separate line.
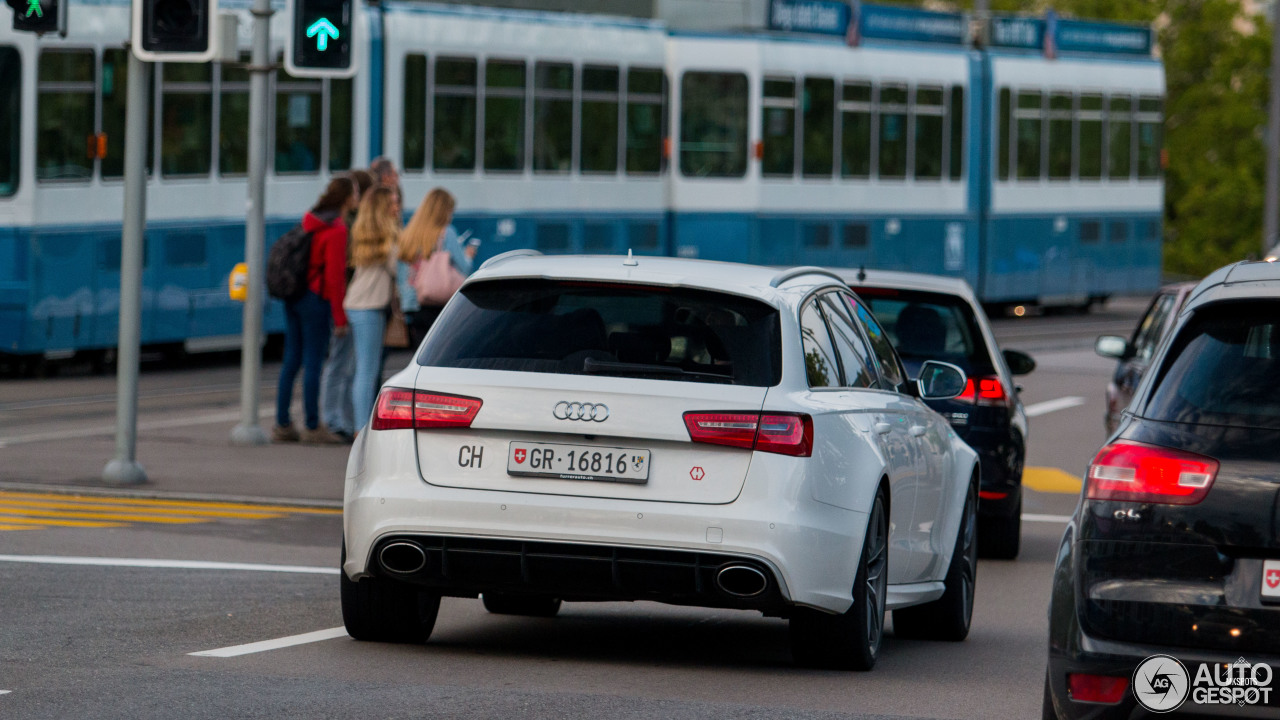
[507, 441, 650, 484]
[1263, 560, 1280, 603]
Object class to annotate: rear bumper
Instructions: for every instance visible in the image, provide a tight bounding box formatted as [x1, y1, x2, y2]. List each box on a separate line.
[343, 430, 868, 614]
[963, 425, 1023, 519]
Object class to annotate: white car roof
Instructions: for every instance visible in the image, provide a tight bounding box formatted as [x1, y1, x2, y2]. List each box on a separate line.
[469, 253, 843, 306]
[831, 267, 979, 305]
[1185, 260, 1280, 310]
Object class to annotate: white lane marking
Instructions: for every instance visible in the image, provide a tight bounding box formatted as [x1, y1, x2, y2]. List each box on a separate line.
[0, 690, 10, 695]
[0, 409, 273, 446]
[1023, 513, 1073, 524]
[0, 554, 338, 575]
[1024, 396, 1087, 418]
[190, 627, 348, 658]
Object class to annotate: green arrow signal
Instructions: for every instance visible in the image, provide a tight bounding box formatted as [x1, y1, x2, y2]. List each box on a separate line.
[306, 18, 339, 51]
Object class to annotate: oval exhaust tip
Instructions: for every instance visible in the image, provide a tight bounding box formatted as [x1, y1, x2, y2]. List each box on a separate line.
[379, 541, 427, 575]
[716, 564, 768, 598]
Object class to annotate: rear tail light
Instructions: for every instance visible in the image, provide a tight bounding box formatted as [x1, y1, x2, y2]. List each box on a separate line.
[1067, 674, 1129, 704]
[371, 389, 482, 431]
[955, 376, 1008, 406]
[1086, 441, 1219, 505]
[683, 412, 813, 457]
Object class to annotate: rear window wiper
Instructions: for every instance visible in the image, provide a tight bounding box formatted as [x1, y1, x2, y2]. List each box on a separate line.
[582, 357, 732, 383]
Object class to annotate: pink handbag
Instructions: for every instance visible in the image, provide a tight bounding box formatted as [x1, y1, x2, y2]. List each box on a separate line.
[412, 249, 465, 307]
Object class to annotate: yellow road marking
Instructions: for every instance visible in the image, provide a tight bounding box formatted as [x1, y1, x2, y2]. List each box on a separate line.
[1023, 466, 1083, 494]
[0, 508, 208, 523]
[0, 516, 126, 528]
[0, 491, 340, 516]
[0, 524, 38, 530]
[0, 499, 282, 520]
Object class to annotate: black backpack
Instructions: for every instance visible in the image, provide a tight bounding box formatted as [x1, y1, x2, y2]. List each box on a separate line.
[266, 224, 315, 301]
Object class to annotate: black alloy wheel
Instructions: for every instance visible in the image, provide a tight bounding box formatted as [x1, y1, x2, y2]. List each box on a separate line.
[893, 480, 977, 641]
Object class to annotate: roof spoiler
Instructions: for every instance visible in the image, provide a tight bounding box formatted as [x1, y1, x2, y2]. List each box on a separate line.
[769, 266, 847, 288]
[478, 249, 543, 272]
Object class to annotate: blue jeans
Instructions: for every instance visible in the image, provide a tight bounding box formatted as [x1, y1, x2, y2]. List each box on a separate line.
[277, 291, 332, 430]
[321, 331, 355, 434]
[347, 308, 386, 432]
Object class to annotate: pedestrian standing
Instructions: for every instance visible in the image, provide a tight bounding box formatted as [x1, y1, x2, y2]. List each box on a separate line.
[273, 176, 358, 445]
[344, 186, 402, 433]
[398, 187, 476, 347]
[319, 169, 374, 443]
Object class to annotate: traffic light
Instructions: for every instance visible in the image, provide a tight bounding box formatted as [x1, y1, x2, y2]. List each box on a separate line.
[285, 0, 356, 78]
[131, 0, 218, 62]
[7, 0, 65, 35]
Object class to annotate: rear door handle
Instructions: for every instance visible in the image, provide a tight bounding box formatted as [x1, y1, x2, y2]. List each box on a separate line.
[875, 422, 892, 435]
[909, 425, 927, 437]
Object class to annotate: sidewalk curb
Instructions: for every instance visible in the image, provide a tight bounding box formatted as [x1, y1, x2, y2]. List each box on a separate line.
[0, 481, 343, 511]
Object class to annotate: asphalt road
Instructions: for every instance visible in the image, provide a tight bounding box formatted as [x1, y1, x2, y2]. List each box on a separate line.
[0, 303, 1139, 719]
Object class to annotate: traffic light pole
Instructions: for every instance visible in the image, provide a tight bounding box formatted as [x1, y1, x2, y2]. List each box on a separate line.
[102, 49, 150, 485]
[230, 0, 272, 446]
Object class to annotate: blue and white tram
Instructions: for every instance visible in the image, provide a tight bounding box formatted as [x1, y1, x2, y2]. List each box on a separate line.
[0, 0, 1164, 361]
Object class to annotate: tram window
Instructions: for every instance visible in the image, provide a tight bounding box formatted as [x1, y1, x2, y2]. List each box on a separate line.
[843, 223, 868, 249]
[1110, 221, 1128, 244]
[1047, 92, 1072, 180]
[37, 49, 95, 182]
[761, 77, 796, 176]
[533, 62, 572, 173]
[630, 221, 660, 250]
[1078, 94, 1103, 180]
[0, 47, 17, 197]
[218, 56, 250, 176]
[1080, 221, 1101, 244]
[102, 49, 156, 179]
[997, 87, 1011, 181]
[626, 67, 664, 174]
[877, 85, 907, 179]
[434, 57, 477, 171]
[536, 222, 570, 252]
[164, 233, 207, 267]
[680, 71, 747, 178]
[803, 77, 834, 177]
[581, 65, 619, 173]
[1137, 96, 1162, 179]
[403, 54, 427, 172]
[329, 78, 353, 172]
[1015, 91, 1042, 180]
[803, 223, 831, 248]
[1108, 96, 1132, 179]
[484, 59, 525, 172]
[161, 63, 213, 176]
[948, 85, 963, 180]
[840, 82, 871, 179]
[583, 222, 613, 251]
[1145, 220, 1161, 242]
[913, 86, 943, 180]
[275, 63, 322, 174]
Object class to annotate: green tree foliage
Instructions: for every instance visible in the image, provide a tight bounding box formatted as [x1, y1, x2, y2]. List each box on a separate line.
[902, 0, 1271, 272]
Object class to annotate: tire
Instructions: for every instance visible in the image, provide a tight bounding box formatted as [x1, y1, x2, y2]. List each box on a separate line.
[789, 485, 888, 671]
[481, 593, 562, 617]
[340, 545, 441, 643]
[979, 494, 1021, 560]
[893, 480, 977, 642]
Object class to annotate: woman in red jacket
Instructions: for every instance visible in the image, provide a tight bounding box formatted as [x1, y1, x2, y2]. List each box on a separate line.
[274, 176, 359, 444]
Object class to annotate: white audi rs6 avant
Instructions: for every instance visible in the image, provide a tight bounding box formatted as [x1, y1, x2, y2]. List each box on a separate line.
[342, 253, 980, 670]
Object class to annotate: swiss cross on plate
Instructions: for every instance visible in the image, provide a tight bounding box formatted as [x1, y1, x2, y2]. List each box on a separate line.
[1263, 560, 1280, 602]
[513, 448, 526, 464]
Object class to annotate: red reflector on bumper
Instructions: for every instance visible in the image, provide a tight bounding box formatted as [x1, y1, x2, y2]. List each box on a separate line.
[978, 490, 1008, 500]
[1068, 673, 1129, 704]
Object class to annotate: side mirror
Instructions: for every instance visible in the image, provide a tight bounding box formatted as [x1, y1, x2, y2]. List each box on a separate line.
[1003, 348, 1036, 376]
[1095, 335, 1132, 360]
[916, 360, 968, 401]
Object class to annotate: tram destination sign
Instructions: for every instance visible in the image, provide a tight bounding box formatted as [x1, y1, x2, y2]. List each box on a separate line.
[989, 14, 1153, 57]
[767, 0, 849, 37]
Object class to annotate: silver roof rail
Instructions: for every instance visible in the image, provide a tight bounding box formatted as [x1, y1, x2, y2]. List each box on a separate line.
[769, 266, 847, 288]
[478, 249, 543, 271]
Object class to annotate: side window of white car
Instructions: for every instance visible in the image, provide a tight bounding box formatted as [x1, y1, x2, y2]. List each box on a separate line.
[800, 301, 840, 388]
[820, 293, 877, 389]
[844, 293, 907, 391]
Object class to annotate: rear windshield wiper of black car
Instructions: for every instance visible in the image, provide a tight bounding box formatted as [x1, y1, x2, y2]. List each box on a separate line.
[582, 357, 732, 383]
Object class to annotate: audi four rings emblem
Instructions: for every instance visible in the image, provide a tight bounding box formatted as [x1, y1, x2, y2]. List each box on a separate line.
[554, 402, 610, 422]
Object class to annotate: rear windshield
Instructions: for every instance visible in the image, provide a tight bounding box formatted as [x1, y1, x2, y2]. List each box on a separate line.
[857, 288, 992, 375]
[1145, 301, 1280, 430]
[418, 279, 782, 386]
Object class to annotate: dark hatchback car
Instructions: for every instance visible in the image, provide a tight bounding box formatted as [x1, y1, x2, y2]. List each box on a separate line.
[1095, 283, 1197, 435]
[841, 269, 1035, 559]
[1045, 260, 1280, 719]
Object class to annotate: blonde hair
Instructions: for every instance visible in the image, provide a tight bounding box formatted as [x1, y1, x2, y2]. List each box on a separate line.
[349, 187, 400, 267]
[399, 187, 456, 263]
